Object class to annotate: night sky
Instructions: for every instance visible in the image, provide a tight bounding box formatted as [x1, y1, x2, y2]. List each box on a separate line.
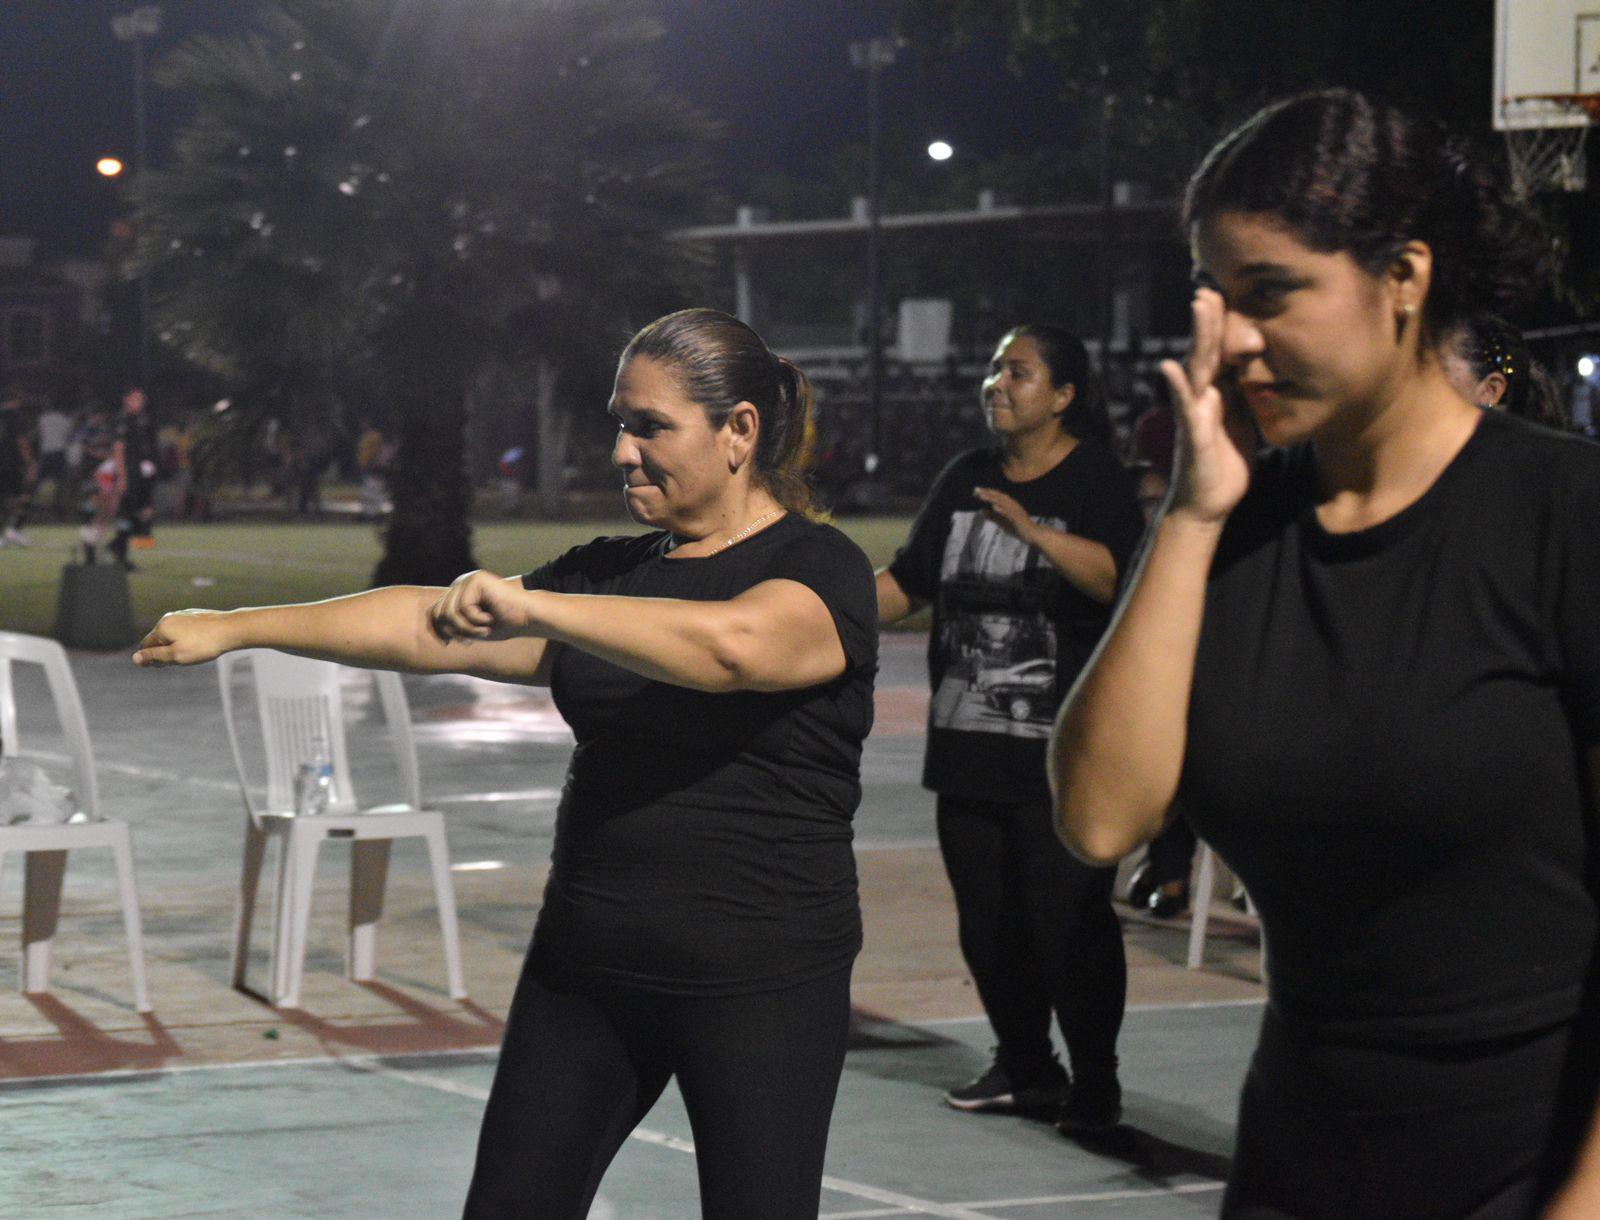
[2, 0, 1068, 259]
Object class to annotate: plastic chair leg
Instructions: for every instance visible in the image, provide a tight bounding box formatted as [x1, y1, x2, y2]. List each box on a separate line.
[1186, 845, 1217, 971]
[109, 825, 151, 1013]
[232, 823, 269, 990]
[423, 826, 467, 1001]
[347, 838, 391, 983]
[270, 830, 297, 1003]
[21, 849, 67, 994]
[279, 831, 323, 1009]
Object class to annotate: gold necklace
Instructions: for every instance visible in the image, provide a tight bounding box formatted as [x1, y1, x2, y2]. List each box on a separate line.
[711, 508, 783, 555]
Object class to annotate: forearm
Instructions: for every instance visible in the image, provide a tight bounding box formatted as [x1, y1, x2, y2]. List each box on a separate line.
[1023, 523, 1118, 603]
[214, 586, 451, 672]
[1049, 511, 1221, 862]
[875, 568, 923, 625]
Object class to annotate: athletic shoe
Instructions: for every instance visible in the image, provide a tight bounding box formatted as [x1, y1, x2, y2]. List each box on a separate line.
[944, 1062, 1070, 1114]
[3, 527, 29, 547]
[1056, 1073, 1122, 1134]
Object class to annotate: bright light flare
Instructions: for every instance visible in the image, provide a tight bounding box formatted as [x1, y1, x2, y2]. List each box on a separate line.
[96, 157, 125, 178]
[1579, 356, 1597, 378]
[927, 140, 954, 162]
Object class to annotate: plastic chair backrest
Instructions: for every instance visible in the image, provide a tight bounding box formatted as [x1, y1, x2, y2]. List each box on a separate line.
[0, 631, 101, 819]
[217, 650, 357, 821]
[217, 651, 423, 825]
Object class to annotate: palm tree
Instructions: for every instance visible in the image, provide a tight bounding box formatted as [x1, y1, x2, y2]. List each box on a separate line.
[137, 0, 716, 584]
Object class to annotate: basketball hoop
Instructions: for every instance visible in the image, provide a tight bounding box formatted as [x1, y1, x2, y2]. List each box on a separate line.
[1502, 94, 1600, 197]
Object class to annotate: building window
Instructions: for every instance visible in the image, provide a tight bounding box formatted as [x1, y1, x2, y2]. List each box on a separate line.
[5, 308, 49, 366]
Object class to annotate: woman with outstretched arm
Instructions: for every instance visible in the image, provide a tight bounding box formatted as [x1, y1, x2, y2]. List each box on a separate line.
[136, 308, 879, 1220]
[1052, 91, 1600, 1217]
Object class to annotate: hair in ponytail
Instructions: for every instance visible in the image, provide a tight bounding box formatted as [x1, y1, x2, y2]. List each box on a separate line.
[622, 308, 818, 515]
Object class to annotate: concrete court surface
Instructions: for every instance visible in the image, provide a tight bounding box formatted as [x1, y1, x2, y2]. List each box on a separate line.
[0, 630, 1266, 1216]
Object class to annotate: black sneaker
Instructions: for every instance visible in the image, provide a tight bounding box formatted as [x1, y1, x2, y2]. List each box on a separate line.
[944, 1062, 1070, 1114]
[1056, 1073, 1122, 1134]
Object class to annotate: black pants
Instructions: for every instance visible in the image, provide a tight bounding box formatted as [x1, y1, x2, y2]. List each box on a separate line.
[463, 961, 853, 1219]
[936, 794, 1126, 1082]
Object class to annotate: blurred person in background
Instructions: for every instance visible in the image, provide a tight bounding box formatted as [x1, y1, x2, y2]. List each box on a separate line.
[34, 398, 73, 519]
[1443, 313, 1568, 430]
[0, 388, 36, 547]
[109, 385, 159, 570]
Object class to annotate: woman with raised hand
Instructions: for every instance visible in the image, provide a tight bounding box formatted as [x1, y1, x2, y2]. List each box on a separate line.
[1052, 90, 1600, 1217]
[877, 324, 1144, 1133]
[135, 308, 878, 1220]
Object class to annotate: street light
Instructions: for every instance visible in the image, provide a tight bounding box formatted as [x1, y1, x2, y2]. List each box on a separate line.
[927, 140, 954, 162]
[849, 36, 896, 480]
[112, 5, 163, 387]
[97, 157, 126, 178]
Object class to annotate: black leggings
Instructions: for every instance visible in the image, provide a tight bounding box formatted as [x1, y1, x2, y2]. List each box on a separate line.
[463, 961, 853, 1219]
[936, 794, 1126, 1082]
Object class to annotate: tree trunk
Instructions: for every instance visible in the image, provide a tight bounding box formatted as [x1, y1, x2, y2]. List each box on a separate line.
[371, 369, 478, 588]
[532, 356, 571, 515]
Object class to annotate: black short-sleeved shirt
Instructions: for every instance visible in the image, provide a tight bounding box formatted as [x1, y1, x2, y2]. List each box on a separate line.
[0, 408, 26, 484]
[1182, 410, 1600, 1048]
[118, 413, 158, 489]
[519, 514, 878, 996]
[888, 440, 1145, 802]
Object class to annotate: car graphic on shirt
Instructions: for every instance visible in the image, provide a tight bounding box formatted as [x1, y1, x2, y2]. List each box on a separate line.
[972, 658, 1056, 724]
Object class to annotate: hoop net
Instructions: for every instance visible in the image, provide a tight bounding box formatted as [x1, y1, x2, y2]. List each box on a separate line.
[1503, 95, 1600, 197]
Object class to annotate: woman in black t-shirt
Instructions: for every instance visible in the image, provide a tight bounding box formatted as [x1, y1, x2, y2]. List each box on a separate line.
[1054, 91, 1600, 1218]
[134, 309, 878, 1220]
[878, 324, 1144, 1131]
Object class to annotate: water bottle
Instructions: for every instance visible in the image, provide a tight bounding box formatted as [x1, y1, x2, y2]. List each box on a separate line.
[294, 733, 335, 817]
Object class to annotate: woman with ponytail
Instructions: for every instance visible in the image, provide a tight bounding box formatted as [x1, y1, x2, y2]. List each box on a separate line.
[133, 308, 878, 1219]
[1053, 90, 1600, 1216]
[877, 323, 1144, 1132]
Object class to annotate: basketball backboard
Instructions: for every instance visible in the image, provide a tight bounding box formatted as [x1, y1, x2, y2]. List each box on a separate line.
[1495, 0, 1600, 129]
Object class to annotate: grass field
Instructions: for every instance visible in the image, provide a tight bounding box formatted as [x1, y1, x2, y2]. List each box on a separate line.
[0, 518, 921, 640]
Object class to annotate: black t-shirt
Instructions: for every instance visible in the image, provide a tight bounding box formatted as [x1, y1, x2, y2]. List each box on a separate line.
[118, 413, 158, 488]
[0, 408, 26, 483]
[519, 514, 878, 995]
[1182, 410, 1600, 1048]
[889, 440, 1145, 802]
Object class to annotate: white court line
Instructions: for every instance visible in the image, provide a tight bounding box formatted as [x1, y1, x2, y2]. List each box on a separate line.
[913, 997, 1264, 1027]
[1, 1044, 1228, 1218]
[359, 1061, 1005, 1220]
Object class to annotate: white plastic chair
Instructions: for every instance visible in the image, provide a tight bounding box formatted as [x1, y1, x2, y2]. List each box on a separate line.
[0, 632, 151, 1012]
[217, 650, 466, 1009]
[1186, 843, 1266, 979]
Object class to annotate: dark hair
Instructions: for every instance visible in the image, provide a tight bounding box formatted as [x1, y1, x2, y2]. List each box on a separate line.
[1450, 314, 1568, 429]
[1182, 90, 1552, 345]
[1004, 323, 1112, 443]
[622, 308, 817, 515]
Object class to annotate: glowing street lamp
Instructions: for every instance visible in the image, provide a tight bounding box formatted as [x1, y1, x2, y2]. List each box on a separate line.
[927, 140, 954, 162]
[97, 157, 126, 178]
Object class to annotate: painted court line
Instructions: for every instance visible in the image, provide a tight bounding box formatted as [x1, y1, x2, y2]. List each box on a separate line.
[362, 1062, 1004, 1220]
[915, 997, 1264, 1027]
[817, 1181, 1226, 1218]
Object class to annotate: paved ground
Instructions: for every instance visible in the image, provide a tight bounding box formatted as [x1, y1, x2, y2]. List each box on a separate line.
[0, 630, 1266, 1216]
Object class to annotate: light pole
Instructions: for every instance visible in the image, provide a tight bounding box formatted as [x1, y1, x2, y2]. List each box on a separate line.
[850, 36, 896, 479]
[112, 5, 162, 388]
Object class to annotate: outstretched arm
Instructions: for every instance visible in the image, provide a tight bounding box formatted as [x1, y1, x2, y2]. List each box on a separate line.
[428, 570, 849, 693]
[133, 582, 552, 685]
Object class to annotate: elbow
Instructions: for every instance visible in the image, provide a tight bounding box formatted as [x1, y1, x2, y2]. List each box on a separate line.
[1053, 808, 1139, 867]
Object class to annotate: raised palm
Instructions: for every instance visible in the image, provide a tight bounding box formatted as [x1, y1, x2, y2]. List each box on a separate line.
[1160, 289, 1255, 523]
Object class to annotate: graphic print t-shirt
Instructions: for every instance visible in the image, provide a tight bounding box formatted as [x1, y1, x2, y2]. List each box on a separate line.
[888, 441, 1144, 802]
[520, 514, 878, 996]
